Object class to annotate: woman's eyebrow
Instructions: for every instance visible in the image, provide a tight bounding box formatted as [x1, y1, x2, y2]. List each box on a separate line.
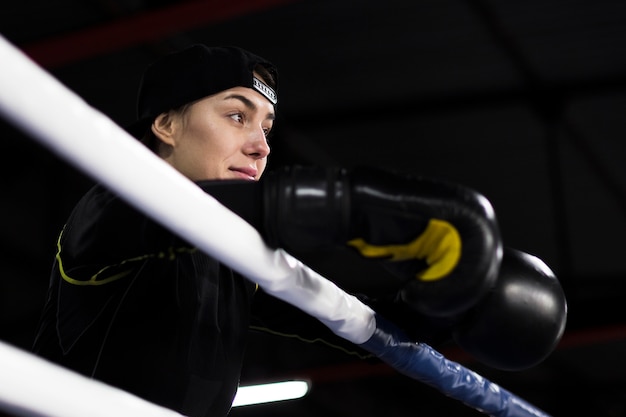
[224, 94, 275, 120]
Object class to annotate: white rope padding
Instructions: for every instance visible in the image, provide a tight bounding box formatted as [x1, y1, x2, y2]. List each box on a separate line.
[0, 35, 375, 417]
[0, 340, 185, 417]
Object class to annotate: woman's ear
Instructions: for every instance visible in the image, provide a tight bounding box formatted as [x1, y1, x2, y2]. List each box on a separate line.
[151, 112, 177, 146]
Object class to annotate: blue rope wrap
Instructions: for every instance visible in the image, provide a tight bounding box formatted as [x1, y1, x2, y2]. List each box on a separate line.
[359, 314, 551, 417]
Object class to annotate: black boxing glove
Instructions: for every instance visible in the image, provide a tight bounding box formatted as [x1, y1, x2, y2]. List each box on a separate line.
[261, 165, 503, 318]
[197, 165, 501, 318]
[452, 247, 567, 371]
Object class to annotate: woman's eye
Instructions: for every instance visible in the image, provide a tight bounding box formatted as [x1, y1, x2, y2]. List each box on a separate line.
[230, 113, 244, 123]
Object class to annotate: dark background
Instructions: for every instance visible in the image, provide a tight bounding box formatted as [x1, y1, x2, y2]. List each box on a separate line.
[1, 0, 626, 416]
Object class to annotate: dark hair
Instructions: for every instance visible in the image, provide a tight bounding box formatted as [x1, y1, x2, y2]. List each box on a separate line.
[254, 63, 277, 91]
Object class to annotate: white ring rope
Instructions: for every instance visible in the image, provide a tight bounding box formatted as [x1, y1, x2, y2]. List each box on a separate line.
[0, 340, 185, 417]
[0, 36, 376, 343]
[0, 35, 375, 417]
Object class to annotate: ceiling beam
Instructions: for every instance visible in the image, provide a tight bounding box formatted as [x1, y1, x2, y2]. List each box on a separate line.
[19, 0, 295, 68]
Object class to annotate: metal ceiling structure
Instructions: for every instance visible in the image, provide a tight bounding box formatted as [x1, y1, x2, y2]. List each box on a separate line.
[1, 0, 626, 416]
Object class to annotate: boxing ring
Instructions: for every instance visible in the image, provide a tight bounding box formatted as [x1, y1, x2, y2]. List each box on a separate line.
[0, 35, 551, 417]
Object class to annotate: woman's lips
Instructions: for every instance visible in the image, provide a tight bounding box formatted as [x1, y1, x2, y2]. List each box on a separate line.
[230, 167, 257, 180]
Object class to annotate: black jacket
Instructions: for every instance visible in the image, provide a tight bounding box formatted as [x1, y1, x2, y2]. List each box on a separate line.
[32, 182, 373, 417]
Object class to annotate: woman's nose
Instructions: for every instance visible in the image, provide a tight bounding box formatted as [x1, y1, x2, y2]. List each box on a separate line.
[246, 127, 270, 159]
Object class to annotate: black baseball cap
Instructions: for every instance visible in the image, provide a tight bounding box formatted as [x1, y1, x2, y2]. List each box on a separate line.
[126, 44, 279, 139]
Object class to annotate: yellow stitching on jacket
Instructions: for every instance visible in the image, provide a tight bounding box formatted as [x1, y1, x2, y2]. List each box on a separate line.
[249, 325, 374, 360]
[55, 227, 197, 286]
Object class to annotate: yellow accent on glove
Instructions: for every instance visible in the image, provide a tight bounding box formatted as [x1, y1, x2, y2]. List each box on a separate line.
[347, 219, 462, 282]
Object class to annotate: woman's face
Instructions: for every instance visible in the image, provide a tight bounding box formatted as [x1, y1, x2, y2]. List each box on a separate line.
[153, 85, 275, 181]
